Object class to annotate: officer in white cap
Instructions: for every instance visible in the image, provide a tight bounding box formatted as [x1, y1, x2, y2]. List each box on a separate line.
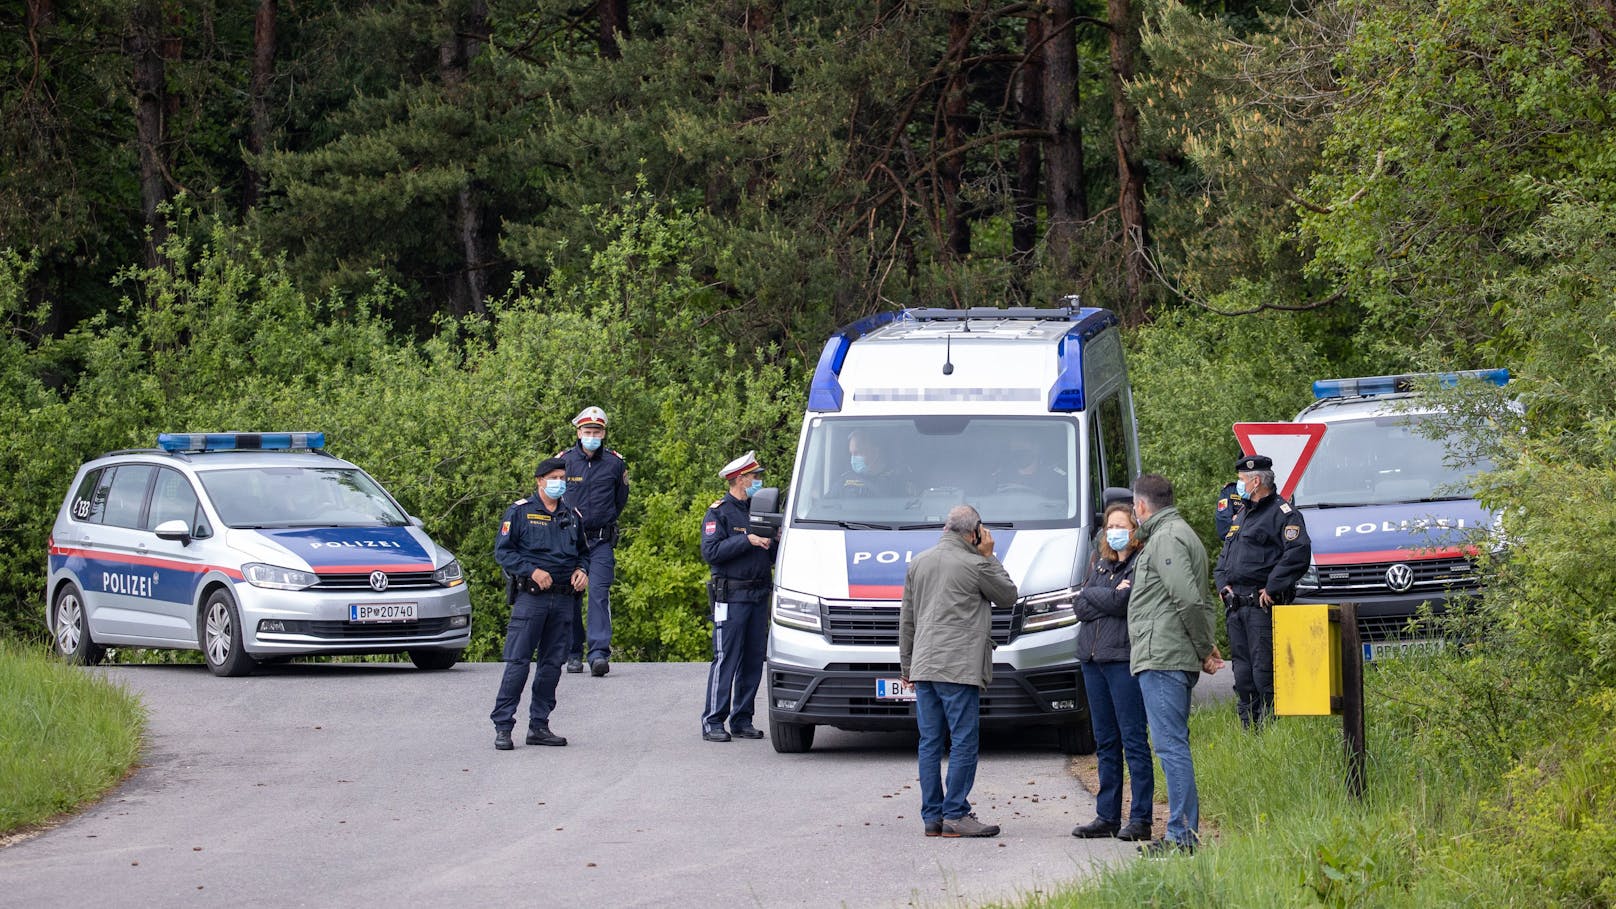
[699, 450, 777, 742]
[556, 405, 629, 676]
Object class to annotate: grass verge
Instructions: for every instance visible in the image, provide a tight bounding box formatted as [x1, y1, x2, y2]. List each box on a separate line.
[0, 639, 145, 835]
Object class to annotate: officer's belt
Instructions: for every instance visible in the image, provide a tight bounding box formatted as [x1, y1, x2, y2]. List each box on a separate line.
[708, 577, 772, 598]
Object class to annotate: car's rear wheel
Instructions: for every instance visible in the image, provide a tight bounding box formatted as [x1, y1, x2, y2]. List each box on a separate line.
[52, 584, 105, 666]
[769, 718, 816, 753]
[409, 649, 461, 671]
[1057, 721, 1097, 755]
[200, 590, 256, 677]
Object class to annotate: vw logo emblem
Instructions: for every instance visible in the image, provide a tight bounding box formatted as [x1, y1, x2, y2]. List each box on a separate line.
[369, 570, 390, 592]
[1385, 563, 1414, 593]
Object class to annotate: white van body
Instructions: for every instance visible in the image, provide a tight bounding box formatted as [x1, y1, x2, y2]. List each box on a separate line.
[765, 306, 1140, 753]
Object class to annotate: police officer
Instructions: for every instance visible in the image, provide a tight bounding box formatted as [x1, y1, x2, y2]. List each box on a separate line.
[700, 450, 777, 742]
[558, 405, 629, 677]
[490, 457, 588, 751]
[1214, 454, 1312, 730]
[1214, 478, 1245, 542]
[835, 429, 914, 498]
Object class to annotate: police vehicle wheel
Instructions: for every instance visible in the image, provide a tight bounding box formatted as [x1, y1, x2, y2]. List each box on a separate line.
[769, 718, 815, 754]
[52, 584, 105, 666]
[1057, 722, 1096, 756]
[409, 649, 461, 671]
[200, 590, 256, 678]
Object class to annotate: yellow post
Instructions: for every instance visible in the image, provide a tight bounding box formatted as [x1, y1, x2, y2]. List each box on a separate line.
[1272, 603, 1342, 716]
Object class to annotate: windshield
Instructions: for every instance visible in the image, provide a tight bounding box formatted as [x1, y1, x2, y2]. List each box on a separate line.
[198, 466, 409, 528]
[791, 416, 1078, 528]
[1292, 413, 1493, 507]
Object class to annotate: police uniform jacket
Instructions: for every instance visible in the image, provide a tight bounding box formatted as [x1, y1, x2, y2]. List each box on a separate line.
[558, 443, 629, 533]
[495, 495, 587, 583]
[701, 492, 776, 595]
[836, 465, 914, 498]
[1073, 550, 1138, 664]
[1214, 482, 1244, 541]
[1214, 491, 1312, 602]
[899, 532, 1019, 689]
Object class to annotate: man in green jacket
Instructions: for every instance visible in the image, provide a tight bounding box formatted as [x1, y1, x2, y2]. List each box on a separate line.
[1128, 474, 1224, 855]
[900, 504, 1019, 838]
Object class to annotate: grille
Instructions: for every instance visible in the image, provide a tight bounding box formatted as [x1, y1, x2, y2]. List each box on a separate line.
[312, 571, 438, 591]
[283, 617, 456, 639]
[1311, 556, 1476, 595]
[774, 665, 1072, 719]
[820, 601, 1019, 646]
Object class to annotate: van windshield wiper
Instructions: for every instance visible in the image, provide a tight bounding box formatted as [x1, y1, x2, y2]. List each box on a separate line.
[1415, 495, 1472, 503]
[794, 518, 897, 530]
[895, 520, 1014, 531]
[1305, 501, 1372, 509]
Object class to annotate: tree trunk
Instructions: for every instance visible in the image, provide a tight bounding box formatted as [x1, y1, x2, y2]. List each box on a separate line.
[1013, 14, 1044, 266]
[440, 0, 490, 315]
[243, 0, 277, 210]
[1042, 0, 1087, 280]
[128, 0, 170, 269]
[1108, 0, 1148, 321]
[597, 0, 629, 60]
[940, 12, 972, 259]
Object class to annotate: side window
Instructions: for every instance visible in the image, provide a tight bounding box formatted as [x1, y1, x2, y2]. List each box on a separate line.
[1095, 395, 1131, 490]
[146, 468, 201, 531]
[69, 469, 109, 523]
[101, 465, 156, 529]
[1088, 419, 1107, 518]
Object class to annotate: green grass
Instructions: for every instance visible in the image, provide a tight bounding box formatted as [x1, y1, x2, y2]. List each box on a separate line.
[0, 639, 145, 833]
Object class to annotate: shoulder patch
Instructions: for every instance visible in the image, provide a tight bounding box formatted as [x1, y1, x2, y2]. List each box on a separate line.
[704, 520, 718, 536]
[1284, 525, 1300, 541]
[1217, 497, 1228, 510]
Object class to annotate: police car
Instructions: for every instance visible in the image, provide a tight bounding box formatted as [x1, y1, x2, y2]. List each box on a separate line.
[46, 432, 472, 676]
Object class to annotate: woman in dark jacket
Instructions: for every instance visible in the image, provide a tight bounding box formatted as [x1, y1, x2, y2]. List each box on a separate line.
[1071, 503, 1154, 841]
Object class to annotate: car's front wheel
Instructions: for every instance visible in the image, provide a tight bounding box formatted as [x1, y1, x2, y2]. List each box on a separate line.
[200, 590, 256, 678]
[52, 584, 105, 666]
[409, 649, 461, 671]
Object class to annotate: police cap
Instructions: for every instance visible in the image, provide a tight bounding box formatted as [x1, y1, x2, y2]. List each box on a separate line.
[719, 450, 763, 480]
[1235, 453, 1273, 472]
[535, 456, 568, 477]
[573, 406, 608, 429]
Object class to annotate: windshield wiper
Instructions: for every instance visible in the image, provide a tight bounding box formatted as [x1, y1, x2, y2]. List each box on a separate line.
[895, 520, 1014, 531]
[1305, 502, 1373, 509]
[795, 518, 897, 530]
[1415, 495, 1472, 503]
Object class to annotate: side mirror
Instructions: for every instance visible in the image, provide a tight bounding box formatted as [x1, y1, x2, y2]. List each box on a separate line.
[409, 515, 425, 528]
[153, 519, 194, 544]
[749, 486, 782, 539]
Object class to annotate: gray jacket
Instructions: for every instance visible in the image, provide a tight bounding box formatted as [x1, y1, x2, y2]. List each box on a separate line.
[1127, 506, 1216, 674]
[900, 532, 1020, 688]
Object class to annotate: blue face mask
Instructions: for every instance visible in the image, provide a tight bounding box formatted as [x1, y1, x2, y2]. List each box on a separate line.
[1105, 528, 1132, 551]
[748, 479, 764, 495]
[849, 455, 867, 474]
[581, 436, 603, 452]
[543, 478, 567, 499]
[1235, 479, 1248, 498]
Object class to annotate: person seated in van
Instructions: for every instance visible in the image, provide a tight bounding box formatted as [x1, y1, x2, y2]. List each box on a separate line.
[991, 439, 1067, 498]
[835, 429, 915, 498]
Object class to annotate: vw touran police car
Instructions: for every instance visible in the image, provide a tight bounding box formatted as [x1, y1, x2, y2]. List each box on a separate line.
[46, 432, 472, 676]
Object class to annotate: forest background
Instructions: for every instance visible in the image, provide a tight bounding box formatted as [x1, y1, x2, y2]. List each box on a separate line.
[3, 0, 1616, 897]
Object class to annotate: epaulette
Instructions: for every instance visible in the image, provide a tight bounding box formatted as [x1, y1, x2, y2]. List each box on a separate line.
[513, 498, 529, 506]
[611, 448, 625, 461]
[554, 450, 568, 458]
[710, 499, 724, 509]
[1279, 502, 1293, 514]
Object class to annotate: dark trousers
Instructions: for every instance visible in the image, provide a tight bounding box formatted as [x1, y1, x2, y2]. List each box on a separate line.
[1080, 659, 1155, 826]
[701, 597, 767, 731]
[490, 590, 572, 731]
[1226, 604, 1275, 729]
[569, 539, 615, 661]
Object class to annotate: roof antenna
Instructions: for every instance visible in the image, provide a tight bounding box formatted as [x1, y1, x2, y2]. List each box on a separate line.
[942, 334, 954, 375]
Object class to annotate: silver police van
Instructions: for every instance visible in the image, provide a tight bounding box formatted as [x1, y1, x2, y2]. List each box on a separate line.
[46, 432, 472, 676]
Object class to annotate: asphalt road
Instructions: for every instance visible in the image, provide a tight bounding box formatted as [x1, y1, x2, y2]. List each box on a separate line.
[1, 661, 1232, 908]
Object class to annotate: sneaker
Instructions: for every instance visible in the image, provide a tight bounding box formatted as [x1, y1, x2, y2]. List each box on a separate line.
[941, 813, 1000, 838]
[1138, 837, 1195, 857]
[566, 656, 584, 674]
[923, 819, 943, 837]
[1072, 817, 1120, 838]
[493, 729, 514, 751]
[590, 657, 610, 677]
[525, 724, 568, 746]
[1116, 821, 1153, 842]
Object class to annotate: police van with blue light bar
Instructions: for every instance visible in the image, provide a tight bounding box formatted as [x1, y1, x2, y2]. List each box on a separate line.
[46, 432, 472, 676]
[756, 304, 1139, 754]
[1287, 370, 1507, 660]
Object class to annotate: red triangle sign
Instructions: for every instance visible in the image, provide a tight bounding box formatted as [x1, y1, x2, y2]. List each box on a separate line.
[1232, 422, 1328, 500]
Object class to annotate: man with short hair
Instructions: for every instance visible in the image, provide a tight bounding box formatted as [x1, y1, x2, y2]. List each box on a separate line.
[700, 451, 777, 742]
[836, 429, 914, 498]
[1215, 453, 1311, 730]
[1127, 473, 1223, 855]
[490, 457, 588, 751]
[558, 405, 629, 677]
[900, 504, 1019, 838]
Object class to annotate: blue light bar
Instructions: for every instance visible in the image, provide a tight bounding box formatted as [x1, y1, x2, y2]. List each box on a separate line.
[1047, 308, 1119, 412]
[1312, 369, 1509, 400]
[807, 310, 906, 412]
[157, 432, 326, 452]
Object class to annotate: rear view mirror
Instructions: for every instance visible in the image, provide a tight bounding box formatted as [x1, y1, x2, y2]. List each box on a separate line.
[750, 487, 782, 539]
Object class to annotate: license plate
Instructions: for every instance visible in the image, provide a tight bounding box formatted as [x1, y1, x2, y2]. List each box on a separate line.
[349, 602, 418, 623]
[1363, 638, 1445, 661]
[875, 678, 915, 701]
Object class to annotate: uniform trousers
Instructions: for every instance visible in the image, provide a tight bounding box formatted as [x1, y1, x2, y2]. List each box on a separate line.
[569, 538, 615, 662]
[701, 596, 767, 732]
[1226, 603, 1275, 729]
[490, 590, 573, 731]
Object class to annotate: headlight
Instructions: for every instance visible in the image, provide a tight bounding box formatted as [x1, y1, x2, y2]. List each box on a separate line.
[1297, 564, 1320, 592]
[243, 562, 319, 590]
[434, 559, 465, 587]
[1021, 587, 1077, 633]
[773, 590, 822, 632]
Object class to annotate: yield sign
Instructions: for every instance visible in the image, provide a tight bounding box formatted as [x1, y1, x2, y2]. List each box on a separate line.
[1232, 422, 1328, 500]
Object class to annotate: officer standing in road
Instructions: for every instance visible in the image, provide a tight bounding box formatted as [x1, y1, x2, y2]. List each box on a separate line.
[1214, 454, 1312, 730]
[1214, 478, 1245, 542]
[558, 406, 630, 677]
[490, 457, 588, 751]
[700, 450, 777, 742]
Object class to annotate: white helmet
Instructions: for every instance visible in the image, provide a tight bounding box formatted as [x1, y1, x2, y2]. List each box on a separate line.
[572, 406, 608, 429]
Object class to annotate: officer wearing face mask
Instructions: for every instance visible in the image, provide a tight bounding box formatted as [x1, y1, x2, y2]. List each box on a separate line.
[490, 457, 588, 751]
[557, 406, 630, 677]
[836, 429, 914, 498]
[1214, 478, 1245, 542]
[700, 450, 778, 742]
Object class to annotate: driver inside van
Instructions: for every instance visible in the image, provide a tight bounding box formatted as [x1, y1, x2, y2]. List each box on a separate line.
[992, 439, 1068, 498]
[835, 429, 915, 498]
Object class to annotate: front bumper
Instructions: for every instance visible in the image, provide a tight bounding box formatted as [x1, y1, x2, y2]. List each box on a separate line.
[1291, 588, 1478, 640]
[238, 583, 473, 656]
[766, 660, 1089, 732]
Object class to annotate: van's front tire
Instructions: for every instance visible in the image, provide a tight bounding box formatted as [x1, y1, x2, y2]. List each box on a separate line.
[770, 718, 816, 753]
[200, 590, 256, 678]
[1057, 721, 1096, 755]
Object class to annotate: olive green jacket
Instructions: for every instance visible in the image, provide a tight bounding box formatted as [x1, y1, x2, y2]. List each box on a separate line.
[1127, 506, 1216, 674]
[899, 532, 1019, 688]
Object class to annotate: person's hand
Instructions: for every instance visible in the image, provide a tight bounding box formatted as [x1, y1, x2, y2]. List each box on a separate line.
[570, 569, 589, 592]
[1202, 645, 1225, 675]
[1117, 579, 1131, 590]
[975, 526, 995, 557]
[747, 533, 772, 549]
[1258, 588, 1274, 609]
[529, 568, 554, 590]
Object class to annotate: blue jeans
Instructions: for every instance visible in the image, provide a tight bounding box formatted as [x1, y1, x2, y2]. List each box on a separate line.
[915, 680, 981, 823]
[1137, 669, 1200, 845]
[489, 590, 573, 731]
[701, 597, 767, 731]
[570, 539, 616, 662]
[1226, 605, 1274, 729]
[1081, 660, 1154, 826]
